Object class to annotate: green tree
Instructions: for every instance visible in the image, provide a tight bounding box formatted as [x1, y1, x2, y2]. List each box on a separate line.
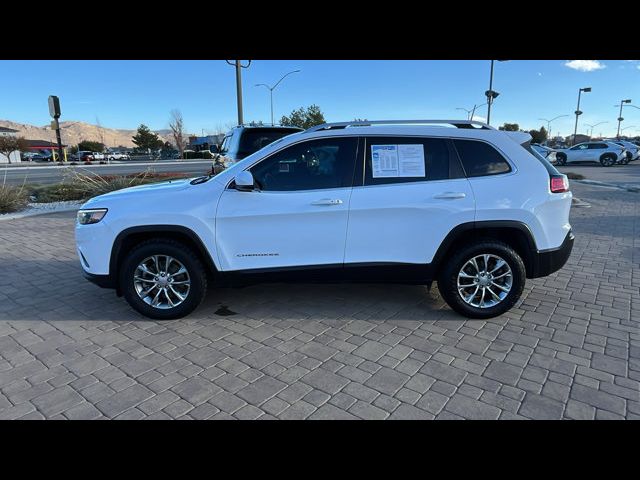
[528, 126, 548, 144]
[498, 123, 520, 132]
[77, 140, 105, 152]
[280, 104, 326, 129]
[0, 136, 28, 163]
[132, 124, 163, 151]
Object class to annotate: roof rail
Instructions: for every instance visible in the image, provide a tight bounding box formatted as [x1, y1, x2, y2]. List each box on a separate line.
[305, 119, 496, 133]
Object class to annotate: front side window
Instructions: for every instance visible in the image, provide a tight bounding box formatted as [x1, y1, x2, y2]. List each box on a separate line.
[452, 139, 512, 177]
[588, 143, 606, 150]
[571, 144, 588, 151]
[249, 137, 357, 191]
[364, 137, 457, 186]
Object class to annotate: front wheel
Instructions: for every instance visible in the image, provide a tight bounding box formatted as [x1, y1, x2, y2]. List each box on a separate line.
[555, 153, 567, 166]
[437, 241, 526, 319]
[120, 239, 208, 320]
[600, 154, 616, 167]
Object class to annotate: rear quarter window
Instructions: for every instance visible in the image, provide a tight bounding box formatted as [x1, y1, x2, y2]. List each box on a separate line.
[452, 139, 512, 177]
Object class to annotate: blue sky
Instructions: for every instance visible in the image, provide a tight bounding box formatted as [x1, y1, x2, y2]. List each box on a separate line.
[1, 60, 639, 137]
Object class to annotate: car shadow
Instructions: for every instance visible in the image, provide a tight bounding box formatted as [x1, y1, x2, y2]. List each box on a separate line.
[0, 259, 470, 325]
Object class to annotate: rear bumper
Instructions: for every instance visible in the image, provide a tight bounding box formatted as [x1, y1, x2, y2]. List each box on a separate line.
[528, 230, 574, 278]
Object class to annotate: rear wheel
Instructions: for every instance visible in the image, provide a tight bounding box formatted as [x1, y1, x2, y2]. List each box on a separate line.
[120, 239, 208, 320]
[437, 241, 526, 319]
[600, 154, 616, 167]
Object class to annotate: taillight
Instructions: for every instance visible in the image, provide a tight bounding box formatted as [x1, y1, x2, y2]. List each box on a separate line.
[550, 175, 569, 193]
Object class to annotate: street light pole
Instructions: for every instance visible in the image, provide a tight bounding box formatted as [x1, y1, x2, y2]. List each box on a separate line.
[572, 87, 591, 146]
[226, 60, 252, 126]
[485, 60, 507, 126]
[486, 60, 495, 125]
[584, 121, 608, 139]
[256, 69, 301, 126]
[539, 115, 569, 144]
[616, 99, 632, 139]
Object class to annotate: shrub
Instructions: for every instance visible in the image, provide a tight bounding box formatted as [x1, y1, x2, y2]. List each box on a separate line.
[55, 168, 191, 199]
[0, 184, 29, 214]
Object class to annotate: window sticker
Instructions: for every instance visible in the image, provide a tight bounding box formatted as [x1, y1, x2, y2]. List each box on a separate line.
[371, 144, 425, 178]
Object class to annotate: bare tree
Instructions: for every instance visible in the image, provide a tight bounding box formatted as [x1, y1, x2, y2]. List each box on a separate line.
[0, 136, 28, 164]
[169, 109, 186, 159]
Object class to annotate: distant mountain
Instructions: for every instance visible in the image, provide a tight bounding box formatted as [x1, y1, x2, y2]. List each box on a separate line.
[0, 120, 185, 148]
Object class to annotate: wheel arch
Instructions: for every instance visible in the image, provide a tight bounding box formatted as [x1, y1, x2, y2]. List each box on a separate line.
[110, 225, 218, 294]
[431, 221, 538, 279]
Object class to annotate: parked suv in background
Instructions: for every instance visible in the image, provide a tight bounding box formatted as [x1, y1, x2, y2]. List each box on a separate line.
[604, 139, 638, 163]
[555, 141, 626, 166]
[76, 120, 573, 320]
[213, 125, 304, 170]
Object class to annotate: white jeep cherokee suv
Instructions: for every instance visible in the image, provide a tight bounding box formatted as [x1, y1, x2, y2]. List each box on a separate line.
[75, 120, 574, 320]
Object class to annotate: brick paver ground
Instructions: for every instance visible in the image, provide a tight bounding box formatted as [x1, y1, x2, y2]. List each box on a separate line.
[0, 181, 638, 419]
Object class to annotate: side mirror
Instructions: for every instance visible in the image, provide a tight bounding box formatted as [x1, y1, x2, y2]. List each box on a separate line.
[235, 171, 255, 192]
[210, 144, 219, 154]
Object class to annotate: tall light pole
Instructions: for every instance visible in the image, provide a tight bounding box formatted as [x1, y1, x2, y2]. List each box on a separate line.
[456, 102, 487, 121]
[572, 87, 591, 146]
[256, 69, 301, 126]
[485, 60, 508, 125]
[615, 99, 632, 139]
[225, 60, 252, 126]
[456, 107, 473, 120]
[538, 115, 569, 144]
[584, 121, 608, 139]
[621, 125, 637, 136]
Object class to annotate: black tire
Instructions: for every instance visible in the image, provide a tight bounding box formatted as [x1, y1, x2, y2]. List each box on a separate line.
[437, 240, 526, 319]
[600, 154, 616, 167]
[120, 239, 208, 320]
[555, 153, 567, 166]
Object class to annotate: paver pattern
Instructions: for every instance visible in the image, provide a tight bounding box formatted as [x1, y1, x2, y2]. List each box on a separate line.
[0, 179, 638, 419]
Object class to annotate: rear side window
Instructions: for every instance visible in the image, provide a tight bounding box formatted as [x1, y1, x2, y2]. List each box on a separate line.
[452, 139, 512, 177]
[588, 143, 607, 149]
[364, 137, 462, 186]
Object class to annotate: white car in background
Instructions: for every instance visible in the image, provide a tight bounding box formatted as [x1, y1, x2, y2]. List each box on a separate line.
[531, 144, 557, 163]
[554, 141, 627, 167]
[604, 139, 638, 162]
[107, 151, 131, 161]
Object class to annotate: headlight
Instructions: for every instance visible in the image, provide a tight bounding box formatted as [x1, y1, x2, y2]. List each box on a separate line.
[77, 208, 108, 225]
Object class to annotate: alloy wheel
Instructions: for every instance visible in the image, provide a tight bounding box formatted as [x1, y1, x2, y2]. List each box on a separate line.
[133, 255, 191, 309]
[457, 254, 513, 308]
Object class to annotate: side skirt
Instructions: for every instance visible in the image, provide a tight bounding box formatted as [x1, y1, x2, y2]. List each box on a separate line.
[214, 263, 434, 288]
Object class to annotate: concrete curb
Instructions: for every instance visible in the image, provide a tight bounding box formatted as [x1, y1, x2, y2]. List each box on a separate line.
[0, 203, 82, 222]
[574, 179, 640, 192]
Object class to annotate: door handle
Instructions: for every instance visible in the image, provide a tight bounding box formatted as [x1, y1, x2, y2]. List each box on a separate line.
[433, 192, 466, 200]
[311, 198, 343, 206]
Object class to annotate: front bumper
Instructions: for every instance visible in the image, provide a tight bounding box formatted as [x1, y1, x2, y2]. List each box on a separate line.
[83, 270, 115, 289]
[528, 230, 574, 278]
